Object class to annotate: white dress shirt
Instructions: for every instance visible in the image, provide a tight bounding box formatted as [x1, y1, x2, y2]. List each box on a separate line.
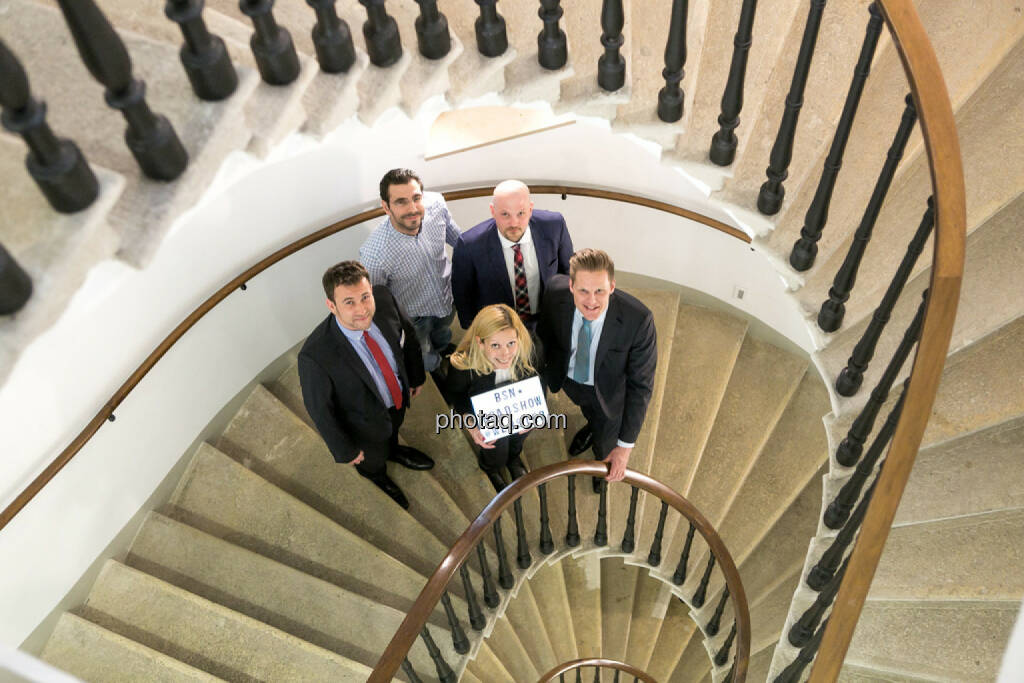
[497, 226, 540, 315]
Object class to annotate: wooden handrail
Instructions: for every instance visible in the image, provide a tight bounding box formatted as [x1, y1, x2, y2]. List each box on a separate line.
[368, 460, 750, 682]
[538, 657, 659, 682]
[0, 186, 744, 531]
[808, 0, 965, 678]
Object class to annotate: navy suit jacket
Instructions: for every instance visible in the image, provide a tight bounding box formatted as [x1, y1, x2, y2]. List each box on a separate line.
[451, 209, 573, 328]
[297, 286, 425, 464]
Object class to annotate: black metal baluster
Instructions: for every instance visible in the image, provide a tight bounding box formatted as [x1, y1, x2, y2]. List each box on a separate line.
[566, 475, 581, 547]
[474, 0, 508, 57]
[714, 621, 737, 666]
[0, 39, 98, 213]
[836, 198, 935, 395]
[401, 658, 424, 683]
[756, 0, 828, 215]
[708, 0, 758, 166]
[825, 385, 906, 528]
[774, 617, 829, 683]
[0, 245, 33, 315]
[513, 498, 532, 569]
[620, 486, 639, 553]
[575, 668, 582, 683]
[538, 0, 567, 70]
[458, 563, 486, 632]
[413, 0, 451, 59]
[239, 0, 300, 85]
[538, 483, 555, 554]
[723, 664, 735, 683]
[492, 518, 515, 589]
[790, 557, 848, 647]
[594, 480, 608, 546]
[835, 292, 926, 467]
[789, 3, 884, 271]
[420, 626, 456, 683]
[808, 478, 875, 590]
[359, 0, 403, 67]
[55, 0, 188, 180]
[657, 0, 688, 122]
[647, 501, 669, 566]
[439, 590, 470, 653]
[306, 0, 356, 73]
[476, 543, 500, 608]
[613, 669, 620, 682]
[672, 522, 696, 585]
[817, 93, 918, 331]
[165, 0, 238, 100]
[705, 585, 730, 636]
[593, 666, 600, 683]
[692, 554, 716, 607]
[597, 0, 626, 91]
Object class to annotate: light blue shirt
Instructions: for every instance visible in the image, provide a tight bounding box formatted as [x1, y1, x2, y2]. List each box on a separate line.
[337, 319, 403, 408]
[360, 191, 461, 318]
[566, 306, 634, 449]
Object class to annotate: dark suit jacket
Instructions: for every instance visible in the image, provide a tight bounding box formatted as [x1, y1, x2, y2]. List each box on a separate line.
[451, 209, 574, 328]
[298, 286, 425, 464]
[537, 274, 657, 444]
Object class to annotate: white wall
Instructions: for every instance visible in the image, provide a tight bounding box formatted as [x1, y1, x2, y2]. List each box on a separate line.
[0, 104, 811, 646]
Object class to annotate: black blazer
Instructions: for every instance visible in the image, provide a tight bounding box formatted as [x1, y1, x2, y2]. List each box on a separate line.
[537, 274, 657, 444]
[298, 286, 425, 463]
[451, 210, 574, 328]
[445, 341, 546, 417]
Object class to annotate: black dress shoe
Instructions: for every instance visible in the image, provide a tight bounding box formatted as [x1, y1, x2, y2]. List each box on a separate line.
[592, 476, 605, 494]
[388, 446, 434, 470]
[506, 455, 528, 481]
[569, 424, 593, 456]
[367, 473, 409, 509]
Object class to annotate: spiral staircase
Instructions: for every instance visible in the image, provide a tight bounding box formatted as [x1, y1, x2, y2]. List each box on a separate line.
[1, 0, 1023, 680]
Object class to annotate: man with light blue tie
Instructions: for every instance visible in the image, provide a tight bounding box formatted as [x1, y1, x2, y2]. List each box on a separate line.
[537, 249, 657, 490]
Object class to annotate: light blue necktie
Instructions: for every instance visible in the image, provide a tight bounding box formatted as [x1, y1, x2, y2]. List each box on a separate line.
[572, 319, 593, 383]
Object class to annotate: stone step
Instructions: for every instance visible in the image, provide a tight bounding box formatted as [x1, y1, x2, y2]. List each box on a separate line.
[167, 442, 449, 627]
[125, 511, 450, 680]
[645, 595, 699, 681]
[77, 561, 373, 681]
[40, 612, 223, 683]
[444, 4, 518, 103]
[624, 569, 675, 672]
[483, 615, 539, 682]
[465, 642, 516, 683]
[528, 562, 579, 664]
[2, 0, 258, 266]
[895, 416, 1024, 525]
[600, 557, 640, 668]
[563, 553, 603, 658]
[554, 0, 633, 118]
[845, 599, 1021, 681]
[670, 632, 712, 683]
[871, 508, 1024, 601]
[501, 580, 559, 675]
[838, 663, 936, 682]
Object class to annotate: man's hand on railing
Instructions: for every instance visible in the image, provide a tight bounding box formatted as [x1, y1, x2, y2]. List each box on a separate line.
[603, 445, 632, 482]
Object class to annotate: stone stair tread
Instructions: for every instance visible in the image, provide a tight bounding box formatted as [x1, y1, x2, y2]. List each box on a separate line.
[484, 614, 540, 682]
[745, 568, 802, 654]
[872, 508, 1024, 600]
[599, 557, 639, 668]
[838, 662, 937, 682]
[669, 630, 712, 683]
[563, 553, 603, 658]
[896, 416, 1024, 525]
[78, 560, 373, 681]
[501, 580, 559, 675]
[125, 511, 449, 679]
[845, 599, 1021, 682]
[4, 0, 259, 265]
[465, 641, 516, 683]
[215, 384, 449, 579]
[41, 612, 224, 683]
[624, 570, 675, 670]
[167, 442, 449, 627]
[527, 562, 579, 664]
[645, 595, 698, 681]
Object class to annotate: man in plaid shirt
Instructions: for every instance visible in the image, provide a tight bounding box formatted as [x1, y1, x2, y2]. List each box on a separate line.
[360, 169, 461, 376]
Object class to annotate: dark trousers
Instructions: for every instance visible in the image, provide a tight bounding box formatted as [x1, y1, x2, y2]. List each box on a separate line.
[478, 431, 528, 473]
[562, 379, 620, 459]
[356, 405, 405, 478]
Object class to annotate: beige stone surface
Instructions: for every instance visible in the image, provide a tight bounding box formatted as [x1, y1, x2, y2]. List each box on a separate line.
[301, 50, 371, 138]
[484, 615, 539, 682]
[846, 599, 1021, 681]
[646, 595, 698, 680]
[502, 580, 559, 675]
[527, 561, 579, 664]
[80, 561, 373, 681]
[600, 557, 639, 666]
[838, 663, 935, 682]
[563, 553, 603, 657]
[625, 570, 674, 670]
[466, 641, 515, 683]
[668, 629, 712, 683]
[896, 416, 1024, 525]
[746, 568, 801, 652]
[41, 612, 222, 682]
[125, 512, 448, 679]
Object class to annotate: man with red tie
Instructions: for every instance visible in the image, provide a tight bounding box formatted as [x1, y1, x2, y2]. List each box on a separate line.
[298, 260, 434, 509]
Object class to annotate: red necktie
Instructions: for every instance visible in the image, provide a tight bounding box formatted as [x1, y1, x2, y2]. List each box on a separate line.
[363, 332, 403, 409]
[512, 244, 530, 319]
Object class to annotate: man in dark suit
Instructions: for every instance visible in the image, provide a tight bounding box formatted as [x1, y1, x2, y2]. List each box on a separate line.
[452, 180, 574, 329]
[298, 261, 434, 509]
[538, 249, 657, 488]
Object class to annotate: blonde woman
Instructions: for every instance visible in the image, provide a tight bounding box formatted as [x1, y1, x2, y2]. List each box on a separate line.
[446, 304, 545, 492]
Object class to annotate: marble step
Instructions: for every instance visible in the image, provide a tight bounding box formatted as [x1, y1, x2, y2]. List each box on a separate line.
[645, 595, 699, 681]
[600, 557, 640, 670]
[125, 511, 451, 680]
[554, 0, 633, 119]
[465, 642, 516, 683]
[40, 612, 223, 683]
[563, 553, 603, 658]
[166, 442, 450, 627]
[76, 560, 373, 681]
[624, 569, 676, 671]
[528, 562, 580, 665]
[483, 615, 539, 682]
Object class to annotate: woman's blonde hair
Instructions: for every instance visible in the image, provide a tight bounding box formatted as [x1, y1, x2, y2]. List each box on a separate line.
[451, 304, 535, 380]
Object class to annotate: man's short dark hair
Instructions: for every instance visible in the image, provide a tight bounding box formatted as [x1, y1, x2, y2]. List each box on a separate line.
[570, 248, 615, 282]
[379, 168, 423, 203]
[322, 261, 370, 300]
